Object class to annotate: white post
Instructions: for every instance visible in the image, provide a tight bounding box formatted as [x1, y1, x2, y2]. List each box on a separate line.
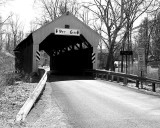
[93, 46, 98, 69]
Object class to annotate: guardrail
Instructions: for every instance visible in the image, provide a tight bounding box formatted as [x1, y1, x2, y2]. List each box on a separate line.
[86, 69, 160, 92]
[16, 68, 49, 122]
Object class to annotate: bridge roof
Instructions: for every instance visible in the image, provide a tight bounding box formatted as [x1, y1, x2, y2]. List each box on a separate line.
[32, 12, 101, 47]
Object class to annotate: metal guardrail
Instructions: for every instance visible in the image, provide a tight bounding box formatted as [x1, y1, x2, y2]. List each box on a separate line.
[16, 68, 49, 122]
[86, 69, 160, 92]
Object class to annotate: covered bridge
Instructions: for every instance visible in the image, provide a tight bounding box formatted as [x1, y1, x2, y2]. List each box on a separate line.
[14, 12, 101, 74]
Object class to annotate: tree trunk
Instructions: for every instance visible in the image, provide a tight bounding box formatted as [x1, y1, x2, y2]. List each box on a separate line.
[1, 41, 6, 52]
[105, 28, 119, 71]
[105, 52, 112, 70]
[105, 53, 115, 71]
[105, 45, 115, 71]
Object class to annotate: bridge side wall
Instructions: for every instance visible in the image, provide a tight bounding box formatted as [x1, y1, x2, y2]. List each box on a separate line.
[23, 44, 33, 73]
[15, 35, 33, 74]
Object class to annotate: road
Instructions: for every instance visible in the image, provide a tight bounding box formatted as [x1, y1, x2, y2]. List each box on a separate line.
[50, 76, 160, 128]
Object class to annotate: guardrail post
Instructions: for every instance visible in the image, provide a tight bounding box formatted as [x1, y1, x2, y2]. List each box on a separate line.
[97, 73, 99, 78]
[101, 74, 104, 79]
[140, 81, 143, 89]
[92, 73, 95, 79]
[123, 77, 127, 86]
[117, 76, 120, 83]
[98, 73, 100, 78]
[136, 80, 139, 88]
[152, 83, 156, 92]
[38, 68, 45, 79]
[106, 74, 109, 81]
[111, 75, 114, 82]
[94, 72, 97, 79]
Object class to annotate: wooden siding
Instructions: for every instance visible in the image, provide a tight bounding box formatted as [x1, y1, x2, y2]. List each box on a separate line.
[32, 12, 101, 48]
[14, 34, 33, 74]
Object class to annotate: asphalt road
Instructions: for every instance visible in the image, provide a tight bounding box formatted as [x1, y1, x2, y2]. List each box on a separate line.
[50, 76, 160, 128]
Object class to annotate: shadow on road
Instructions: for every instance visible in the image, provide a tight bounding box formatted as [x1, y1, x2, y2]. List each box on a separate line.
[48, 74, 94, 82]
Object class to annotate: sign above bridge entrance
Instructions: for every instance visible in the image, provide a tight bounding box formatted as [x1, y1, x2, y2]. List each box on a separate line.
[55, 28, 80, 36]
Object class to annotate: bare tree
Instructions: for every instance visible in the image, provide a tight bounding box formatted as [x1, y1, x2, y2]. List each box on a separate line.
[150, 12, 160, 61]
[33, 0, 81, 26]
[0, 0, 13, 5]
[78, 7, 91, 25]
[84, 0, 159, 70]
[8, 15, 24, 49]
[0, 0, 13, 52]
[5, 32, 11, 52]
[136, 17, 154, 74]
[29, 21, 38, 33]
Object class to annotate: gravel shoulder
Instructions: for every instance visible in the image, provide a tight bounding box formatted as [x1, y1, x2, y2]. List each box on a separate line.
[24, 82, 72, 128]
[0, 82, 37, 128]
[0, 76, 72, 128]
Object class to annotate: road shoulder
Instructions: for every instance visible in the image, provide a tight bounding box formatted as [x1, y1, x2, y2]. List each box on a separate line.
[25, 82, 72, 128]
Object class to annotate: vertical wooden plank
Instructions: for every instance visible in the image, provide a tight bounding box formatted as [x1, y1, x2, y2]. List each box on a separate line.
[117, 76, 120, 83]
[95, 73, 98, 79]
[152, 83, 156, 92]
[101, 74, 103, 79]
[136, 80, 139, 88]
[106, 74, 109, 81]
[111, 75, 114, 82]
[123, 77, 127, 86]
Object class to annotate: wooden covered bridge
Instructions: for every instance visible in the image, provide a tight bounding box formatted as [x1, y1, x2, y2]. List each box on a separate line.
[14, 12, 101, 74]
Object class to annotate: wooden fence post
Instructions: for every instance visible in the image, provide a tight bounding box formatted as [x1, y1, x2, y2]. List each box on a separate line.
[106, 74, 109, 81]
[152, 83, 156, 92]
[93, 73, 96, 79]
[111, 75, 114, 82]
[117, 76, 120, 83]
[123, 77, 127, 85]
[101, 74, 104, 79]
[95, 73, 98, 79]
[136, 80, 139, 88]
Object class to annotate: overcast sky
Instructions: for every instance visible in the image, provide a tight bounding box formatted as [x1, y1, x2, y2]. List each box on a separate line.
[1, 0, 36, 32]
[0, 0, 144, 33]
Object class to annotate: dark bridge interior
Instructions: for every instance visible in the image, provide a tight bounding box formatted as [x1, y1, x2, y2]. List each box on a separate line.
[39, 33, 93, 74]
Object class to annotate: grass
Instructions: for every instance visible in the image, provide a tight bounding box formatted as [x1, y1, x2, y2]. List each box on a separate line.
[116, 62, 159, 80]
[0, 51, 39, 127]
[0, 51, 16, 87]
[116, 62, 160, 89]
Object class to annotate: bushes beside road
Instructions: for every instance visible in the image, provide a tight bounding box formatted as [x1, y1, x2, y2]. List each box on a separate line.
[0, 52, 17, 87]
[0, 52, 38, 127]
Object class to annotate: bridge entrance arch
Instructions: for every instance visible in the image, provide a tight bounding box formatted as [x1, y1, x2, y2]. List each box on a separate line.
[14, 12, 101, 74]
[39, 33, 93, 74]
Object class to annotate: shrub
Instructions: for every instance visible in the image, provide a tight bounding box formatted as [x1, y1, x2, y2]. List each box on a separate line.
[0, 52, 17, 86]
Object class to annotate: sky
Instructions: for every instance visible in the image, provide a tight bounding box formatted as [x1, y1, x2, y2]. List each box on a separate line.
[1, 0, 36, 32]
[0, 0, 144, 33]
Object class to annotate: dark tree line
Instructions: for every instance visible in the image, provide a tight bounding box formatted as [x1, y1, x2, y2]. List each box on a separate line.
[136, 12, 160, 67]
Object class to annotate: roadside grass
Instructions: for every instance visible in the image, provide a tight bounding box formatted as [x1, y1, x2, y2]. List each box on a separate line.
[117, 63, 159, 79]
[116, 62, 160, 91]
[0, 52, 16, 88]
[0, 82, 37, 127]
[0, 51, 38, 127]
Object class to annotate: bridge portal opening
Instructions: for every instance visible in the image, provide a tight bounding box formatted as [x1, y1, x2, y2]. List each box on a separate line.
[39, 33, 93, 74]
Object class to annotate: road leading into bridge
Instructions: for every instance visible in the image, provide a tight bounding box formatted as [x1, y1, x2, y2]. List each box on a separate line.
[50, 76, 160, 128]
